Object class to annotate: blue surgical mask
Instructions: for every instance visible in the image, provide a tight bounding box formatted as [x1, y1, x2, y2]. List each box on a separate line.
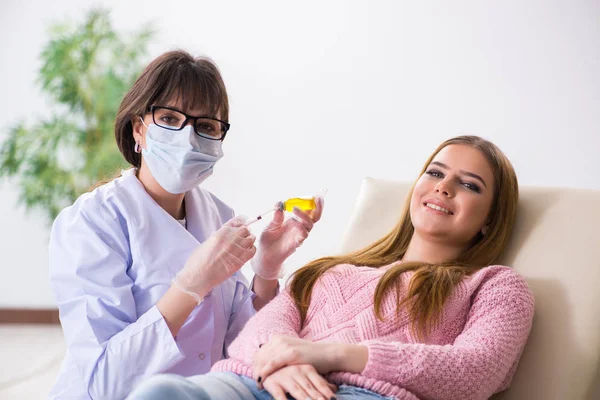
[140, 119, 224, 194]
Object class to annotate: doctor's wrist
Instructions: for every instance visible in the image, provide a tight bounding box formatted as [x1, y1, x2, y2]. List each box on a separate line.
[252, 275, 279, 311]
[250, 258, 284, 281]
[157, 285, 200, 338]
[171, 280, 210, 305]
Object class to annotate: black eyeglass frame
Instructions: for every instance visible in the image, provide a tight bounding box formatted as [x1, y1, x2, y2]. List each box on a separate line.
[148, 105, 231, 141]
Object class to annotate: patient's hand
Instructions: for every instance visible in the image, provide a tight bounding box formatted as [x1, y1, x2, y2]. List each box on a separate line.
[253, 335, 337, 385]
[262, 364, 337, 400]
[253, 335, 369, 387]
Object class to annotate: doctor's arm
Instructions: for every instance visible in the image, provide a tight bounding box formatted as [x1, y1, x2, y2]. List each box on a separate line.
[250, 197, 324, 311]
[251, 276, 279, 310]
[49, 206, 187, 399]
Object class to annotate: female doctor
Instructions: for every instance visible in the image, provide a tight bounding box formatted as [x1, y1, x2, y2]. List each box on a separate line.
[47, 50, 323, 400]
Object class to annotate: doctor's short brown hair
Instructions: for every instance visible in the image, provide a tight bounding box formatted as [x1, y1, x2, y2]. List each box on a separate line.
[114, 50, 229, 168]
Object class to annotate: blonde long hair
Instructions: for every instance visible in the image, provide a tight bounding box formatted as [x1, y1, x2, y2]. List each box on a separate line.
[289, 136, 519, 338]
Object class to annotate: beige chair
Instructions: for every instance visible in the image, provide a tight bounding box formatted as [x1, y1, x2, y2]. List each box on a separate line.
[339, 177, 600, 400]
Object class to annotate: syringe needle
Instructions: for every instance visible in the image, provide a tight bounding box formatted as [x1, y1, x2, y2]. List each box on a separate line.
[244, 208, 276, 226]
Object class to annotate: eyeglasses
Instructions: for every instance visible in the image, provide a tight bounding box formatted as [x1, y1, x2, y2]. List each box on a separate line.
[149, 105, 230, 141]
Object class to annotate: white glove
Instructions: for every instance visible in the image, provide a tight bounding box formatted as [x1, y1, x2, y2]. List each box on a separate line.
[251, 196, 324, 280]
[173, 216, 256, 304]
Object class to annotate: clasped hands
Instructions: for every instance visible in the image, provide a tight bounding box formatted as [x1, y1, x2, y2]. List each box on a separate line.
[252, 335, 368, 400]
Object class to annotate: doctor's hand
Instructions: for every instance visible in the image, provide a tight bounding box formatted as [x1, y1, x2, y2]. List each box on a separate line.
[173, 216, 256, 304]
[251, 196, 324, 280]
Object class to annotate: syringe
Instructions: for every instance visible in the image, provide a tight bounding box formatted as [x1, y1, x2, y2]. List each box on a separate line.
[245, 196, 318, 226]
[244, 207, 278, 226]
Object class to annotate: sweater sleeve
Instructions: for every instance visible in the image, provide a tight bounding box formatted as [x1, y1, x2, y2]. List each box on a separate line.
[225, 288, 302, 365]
[359, 269, 535, 400]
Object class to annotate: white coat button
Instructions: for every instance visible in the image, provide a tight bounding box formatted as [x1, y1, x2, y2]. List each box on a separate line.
[198, 353, 205, 360]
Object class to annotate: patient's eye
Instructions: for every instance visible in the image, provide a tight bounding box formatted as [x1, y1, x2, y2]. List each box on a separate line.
[462, 182, 481, 193]
[426, 169, 443, 178]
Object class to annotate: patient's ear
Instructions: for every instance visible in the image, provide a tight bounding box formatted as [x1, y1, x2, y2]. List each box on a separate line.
[481, 225, 489, 236]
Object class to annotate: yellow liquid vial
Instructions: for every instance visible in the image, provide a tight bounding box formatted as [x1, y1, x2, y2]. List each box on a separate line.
[282, 197, 316, 212]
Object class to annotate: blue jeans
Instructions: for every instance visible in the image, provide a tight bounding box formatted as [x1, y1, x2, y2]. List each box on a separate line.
[127, 372, 394, 400]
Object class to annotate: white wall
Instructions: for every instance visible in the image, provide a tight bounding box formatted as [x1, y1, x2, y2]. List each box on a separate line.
[1, 0, 599, 307]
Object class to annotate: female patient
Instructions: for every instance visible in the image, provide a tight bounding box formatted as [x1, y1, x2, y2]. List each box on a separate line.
[129, 135, 534, 400]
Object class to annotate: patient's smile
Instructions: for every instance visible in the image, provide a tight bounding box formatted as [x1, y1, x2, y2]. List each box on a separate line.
[424, 202, 453, 215]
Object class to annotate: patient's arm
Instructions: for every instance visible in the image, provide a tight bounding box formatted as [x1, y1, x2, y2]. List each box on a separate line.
[252, 269, 534, 400]
[225, 288, 301, 365]
[346, 269, 534, 400]
[252, 335, 368, 384]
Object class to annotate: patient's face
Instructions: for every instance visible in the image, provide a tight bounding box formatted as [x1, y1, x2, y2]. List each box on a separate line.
[410, 144, 495, 247]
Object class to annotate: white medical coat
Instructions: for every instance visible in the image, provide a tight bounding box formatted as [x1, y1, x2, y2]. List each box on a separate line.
[48, 169, 256, 399]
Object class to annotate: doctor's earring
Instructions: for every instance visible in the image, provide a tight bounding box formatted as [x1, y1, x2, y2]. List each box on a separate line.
[134, 141, 141, 153]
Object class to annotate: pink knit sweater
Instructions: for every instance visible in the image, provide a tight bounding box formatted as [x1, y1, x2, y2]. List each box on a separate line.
[212, 263, 535, 400]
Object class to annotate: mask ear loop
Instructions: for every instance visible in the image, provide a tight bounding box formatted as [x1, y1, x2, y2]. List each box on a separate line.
[135, 116, 148, 153]
[139, 116, 149, 128]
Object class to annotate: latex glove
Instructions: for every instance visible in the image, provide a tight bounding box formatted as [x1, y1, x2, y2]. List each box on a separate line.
[251, 196, 324, 280]
[173, 216, 256, 304]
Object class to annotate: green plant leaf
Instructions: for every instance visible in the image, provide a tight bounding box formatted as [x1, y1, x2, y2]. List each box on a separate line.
[0, 7, 153, 224]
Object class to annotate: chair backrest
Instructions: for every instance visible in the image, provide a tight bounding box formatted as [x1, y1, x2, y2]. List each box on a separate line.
[339, 177, 600, 400]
